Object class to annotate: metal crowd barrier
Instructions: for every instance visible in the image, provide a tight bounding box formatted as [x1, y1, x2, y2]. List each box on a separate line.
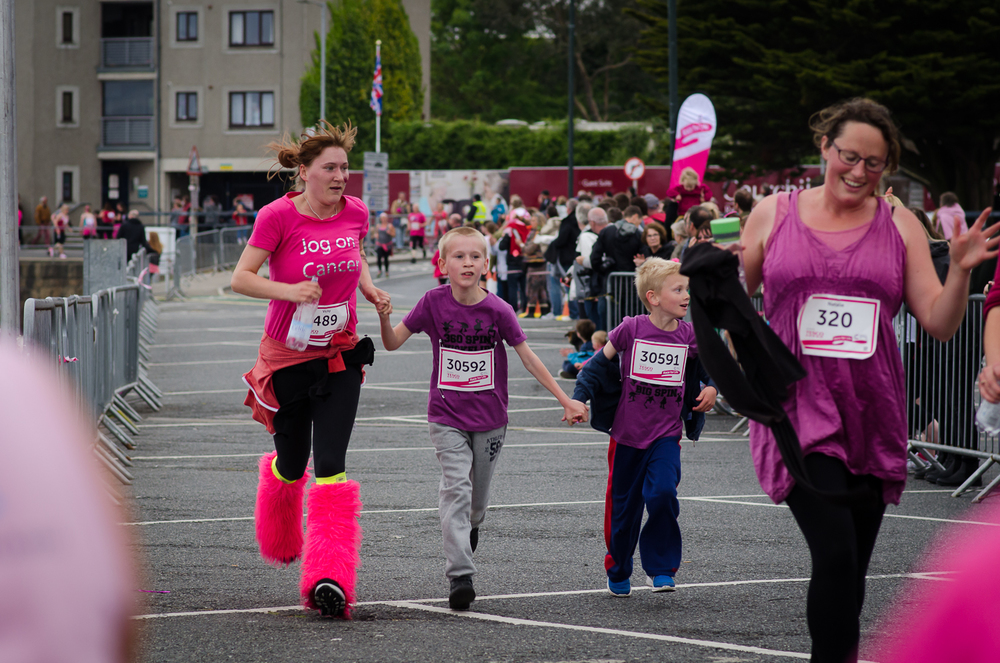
[167, 228, 247, 299]
[21, 251, 163, 494]
[604, 271, 999, 501]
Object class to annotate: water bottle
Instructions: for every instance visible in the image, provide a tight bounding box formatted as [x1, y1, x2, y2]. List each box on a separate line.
[976, 398, 1000, 434]
[285, 277, 319, 352]
[710, 217, 746, 291]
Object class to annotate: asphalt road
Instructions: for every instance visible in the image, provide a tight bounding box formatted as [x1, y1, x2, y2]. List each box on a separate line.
[128, 266, 992, 663]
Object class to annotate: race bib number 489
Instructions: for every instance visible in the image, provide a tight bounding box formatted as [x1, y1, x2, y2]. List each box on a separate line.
[629, 339, 688, 386]
[797, 294, 880, 360]
[308, 302, 349, 346]
[437, 347, 495, 392]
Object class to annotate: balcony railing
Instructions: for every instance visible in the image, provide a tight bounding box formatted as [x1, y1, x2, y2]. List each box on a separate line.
[101, 37, 154, 69]
[102, 116, 154, 149]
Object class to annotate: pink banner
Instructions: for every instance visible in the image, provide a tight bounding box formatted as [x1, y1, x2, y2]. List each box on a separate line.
[669, 94, 717, 188]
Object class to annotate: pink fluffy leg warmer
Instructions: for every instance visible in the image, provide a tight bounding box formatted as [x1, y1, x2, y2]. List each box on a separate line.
[300, 480, 363, 617]
[254, 451, 309, 566]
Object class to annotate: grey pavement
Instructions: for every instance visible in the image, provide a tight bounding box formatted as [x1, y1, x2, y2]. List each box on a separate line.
[128, 265, 992, 663]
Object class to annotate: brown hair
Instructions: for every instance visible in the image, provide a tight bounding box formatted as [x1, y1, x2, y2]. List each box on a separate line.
[147, 231, 163, 254]
[266, 120, 357, 181]
[613, 192, 631, 210]
[809, 98, 901, 174]
[940, 191, 959, 207]
[911, 208, 943, 241]
[643, 221, 668, 247]
[574, 318, 596, 342]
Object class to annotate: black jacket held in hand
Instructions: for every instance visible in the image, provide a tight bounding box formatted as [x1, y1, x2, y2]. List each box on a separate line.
[679, 242, 878, 505]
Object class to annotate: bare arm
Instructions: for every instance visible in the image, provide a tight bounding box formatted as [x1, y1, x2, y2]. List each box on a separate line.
[513, 341, 589, 423]
[378, 310, 413, 351]
[230, 244, 321, 303]
[741, 194, 779, 295]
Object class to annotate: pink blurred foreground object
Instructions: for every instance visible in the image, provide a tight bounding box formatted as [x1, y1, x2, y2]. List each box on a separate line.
[0, 341, 133, 663]
[866, 500, 1000, 663]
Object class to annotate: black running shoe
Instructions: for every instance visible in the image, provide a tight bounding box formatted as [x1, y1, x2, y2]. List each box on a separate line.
[313, 578, 346, 618]
[470, 527, 479, 553]
[448, 575, 475, 610]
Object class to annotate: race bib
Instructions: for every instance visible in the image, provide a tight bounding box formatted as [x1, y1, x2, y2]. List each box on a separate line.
[798, 294, 880, 360]
[308, 302, 349, 345]
[437, 347, 494, 392]
[629, 339, 688, 386]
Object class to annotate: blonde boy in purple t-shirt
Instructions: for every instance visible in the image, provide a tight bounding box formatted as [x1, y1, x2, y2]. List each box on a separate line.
[379, 226, 588, 611]
[600, 258, 716, 596]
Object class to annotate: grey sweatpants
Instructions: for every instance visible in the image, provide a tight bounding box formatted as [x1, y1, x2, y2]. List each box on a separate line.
[427, 422, 507, 579]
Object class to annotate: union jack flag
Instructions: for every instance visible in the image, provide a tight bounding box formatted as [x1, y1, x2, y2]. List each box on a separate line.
[369, 44, 382, 116]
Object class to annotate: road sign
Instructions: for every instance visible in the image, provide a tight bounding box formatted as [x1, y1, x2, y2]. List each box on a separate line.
[186, 146, 202, 176]
[624, 157, 646, 181]
[363, 152, 389, 212]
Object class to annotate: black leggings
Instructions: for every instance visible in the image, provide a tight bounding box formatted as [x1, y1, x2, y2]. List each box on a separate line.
[376, 246, 391, 274]
[785, 454, 886, 663]
[270, 358, 362, 481]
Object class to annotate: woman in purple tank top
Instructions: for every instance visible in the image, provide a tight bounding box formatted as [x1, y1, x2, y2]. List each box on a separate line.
[741, 98, 997, 663]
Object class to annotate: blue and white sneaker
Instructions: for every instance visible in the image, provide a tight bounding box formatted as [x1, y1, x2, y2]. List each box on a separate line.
[646, 575, 676, 592]
[607, 577, 631, 597]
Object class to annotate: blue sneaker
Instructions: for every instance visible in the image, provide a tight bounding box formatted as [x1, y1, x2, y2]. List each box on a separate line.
[607, 577, 631, 597]
[646, 575, 676, 592]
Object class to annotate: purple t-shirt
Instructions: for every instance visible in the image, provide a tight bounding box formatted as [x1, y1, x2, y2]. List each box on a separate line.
[608, 315, 698, 448]
[403, 285, 527, 431]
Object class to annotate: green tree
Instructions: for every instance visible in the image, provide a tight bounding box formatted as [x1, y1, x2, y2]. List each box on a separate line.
[300, 0, 423, 153]
[633, 0, 1000, 207]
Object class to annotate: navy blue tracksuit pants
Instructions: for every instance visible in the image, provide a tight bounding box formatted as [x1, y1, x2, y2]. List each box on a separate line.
[606, 435, 682, 582]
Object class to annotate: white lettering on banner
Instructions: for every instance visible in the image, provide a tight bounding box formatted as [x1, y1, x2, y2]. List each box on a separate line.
[302, 260, 361, 277]
[629, 339, 687, 387]
[581, 178, 613, 188]
[797, 294, 880, 360]
[309, 302, 350, 345]
[437, 347, 495, 392]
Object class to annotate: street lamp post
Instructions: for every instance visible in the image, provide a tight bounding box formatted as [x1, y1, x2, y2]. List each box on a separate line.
[299, 0, 327, 122]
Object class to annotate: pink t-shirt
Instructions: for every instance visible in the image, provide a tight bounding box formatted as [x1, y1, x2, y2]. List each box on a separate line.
[408, 211, 426, 237]
[249, 193, 370, 345]
[936, 203, 967, 240]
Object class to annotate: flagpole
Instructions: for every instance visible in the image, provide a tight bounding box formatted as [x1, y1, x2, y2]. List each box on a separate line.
[375, 40, 381, 153]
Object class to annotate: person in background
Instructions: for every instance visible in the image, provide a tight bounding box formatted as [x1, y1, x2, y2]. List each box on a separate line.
[390, 191, 408, 215]
[119, 209, 152, 261]
[645, 194, 666, 225]
[113, 202, 126, 238]
[559, 318, 597, 379]
[545, 199, 584, 321]
[935, 191, 967, 240]
[734, 188, 754, 229]
[233, 201, 251, 244]
[147, 231, 163, 277]
[538, 189, 552, 213]
[407, 205, 427, 262]
[34, 195, 52, 247]
[666, 167, 714, 218]
[80, 203, 97, 240]
[203, 195, 222, 229]
[634, 221, 674, 267]
[374, 212, 396, 278]
[52, 203, 70, 259]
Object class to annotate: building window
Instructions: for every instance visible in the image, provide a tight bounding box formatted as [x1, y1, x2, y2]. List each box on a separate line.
[61, 171, 74, 204]
[229, 11, 274, 47]
[177, 12, 198, 41]
[61, 11, 73, 44]
[176, 92, 198, 121]
[229, 91, 274, 128]
[61, 91, 74, 123]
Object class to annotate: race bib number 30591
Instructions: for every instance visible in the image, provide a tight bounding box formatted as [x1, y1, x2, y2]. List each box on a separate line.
[437, 347, 495, 392]
[308, 302, 349, 346]
[797, 294, 880, 360]
[629, 339, 688, 386]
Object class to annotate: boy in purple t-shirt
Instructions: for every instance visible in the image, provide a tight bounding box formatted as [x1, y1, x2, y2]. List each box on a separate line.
[598, 258, 716, 596]
[379, 227, 588, 610]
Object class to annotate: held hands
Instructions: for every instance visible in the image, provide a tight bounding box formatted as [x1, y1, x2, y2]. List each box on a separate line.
[287, 279, 323, 304]
[979, 364, 1000, 404]
[364, 286, 392, 316]
[951, 207, 999, 272]
[692, 386, 718, 413]
[563, 399, 589, 426]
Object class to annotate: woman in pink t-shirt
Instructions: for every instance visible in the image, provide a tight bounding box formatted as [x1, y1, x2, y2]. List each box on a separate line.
[232, 121, 390, 619]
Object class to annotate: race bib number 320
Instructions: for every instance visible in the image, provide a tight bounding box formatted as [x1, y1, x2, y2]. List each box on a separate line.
[437, 347, 495, 392]
[629, 339, 688, 386]
[797, 294, 880, 360]
[309, 302, 349, 345]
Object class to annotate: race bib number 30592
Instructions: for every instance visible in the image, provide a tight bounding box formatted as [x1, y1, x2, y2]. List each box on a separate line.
[437, 347, 494, 392]
[308, 302, 349, 346]
[797, 294, 880, 360]
[629, 339, 688, 386]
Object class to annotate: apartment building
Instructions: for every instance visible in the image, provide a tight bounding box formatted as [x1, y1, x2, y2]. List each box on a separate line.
[15, 0, 431, 219]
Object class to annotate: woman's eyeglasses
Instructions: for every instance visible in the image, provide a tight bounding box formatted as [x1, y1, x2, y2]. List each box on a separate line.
[830, 141, 888, 173]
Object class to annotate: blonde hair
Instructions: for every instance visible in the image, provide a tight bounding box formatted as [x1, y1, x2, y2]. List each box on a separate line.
[266, 120, 357, 184]
[679, 167, 699, 187]
[635, 257, 682, 311]
[438, 226, 489, 259]
[592, 330, 608, 348]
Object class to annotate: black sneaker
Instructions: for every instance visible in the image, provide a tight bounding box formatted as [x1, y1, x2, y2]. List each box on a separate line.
[470, 527, 479, 553]
[449, 575, 475, 610]
[312, 578, 346, 618]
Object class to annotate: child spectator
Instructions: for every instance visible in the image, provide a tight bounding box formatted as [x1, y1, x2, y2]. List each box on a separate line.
[378, 226, 588, 610]
[586, 331, 607, 364]
[559, 319, 597, 379]
[574, 258, 716, 596]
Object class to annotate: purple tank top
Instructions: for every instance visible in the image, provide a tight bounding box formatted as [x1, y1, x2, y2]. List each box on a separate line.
[749, 189, 908, 505]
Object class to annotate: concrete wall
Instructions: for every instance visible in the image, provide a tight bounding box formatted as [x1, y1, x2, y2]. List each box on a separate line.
[19, 258, 85, 314]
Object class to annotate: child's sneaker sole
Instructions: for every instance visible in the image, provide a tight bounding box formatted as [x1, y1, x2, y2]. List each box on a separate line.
[313, 578, 346, 618]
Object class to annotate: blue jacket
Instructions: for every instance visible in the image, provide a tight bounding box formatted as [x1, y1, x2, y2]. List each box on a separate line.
[572, 349, 716, 441]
